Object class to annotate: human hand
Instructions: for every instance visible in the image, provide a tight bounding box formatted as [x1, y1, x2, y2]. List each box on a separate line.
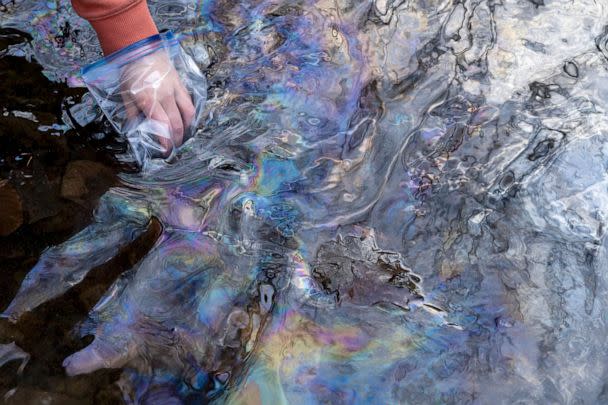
[121, 50, 196, 156]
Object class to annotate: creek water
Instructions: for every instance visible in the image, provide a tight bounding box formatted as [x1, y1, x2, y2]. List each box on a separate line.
[2, 0, 608, 403]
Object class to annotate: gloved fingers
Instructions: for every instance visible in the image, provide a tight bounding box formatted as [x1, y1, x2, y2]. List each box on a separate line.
[63, 332, 134, 376]
[174, 84, 196, 130]
[161, 97, 184, 147]
[82, 32, 207, 167]
[135, 94, 174, 156]
[123, 93, 140, 121]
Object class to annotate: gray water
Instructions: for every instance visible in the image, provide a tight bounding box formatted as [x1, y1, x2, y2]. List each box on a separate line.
[2, 0, 608, 403]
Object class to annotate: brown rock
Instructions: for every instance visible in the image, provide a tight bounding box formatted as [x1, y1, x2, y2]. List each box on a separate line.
[3, 387, 82, 405]
[61, 160, 115, 204]
[0, 180, 23, 236]
[11, 164, 61, 224]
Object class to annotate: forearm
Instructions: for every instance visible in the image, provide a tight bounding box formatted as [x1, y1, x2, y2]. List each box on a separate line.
[71, 0, 159, 54]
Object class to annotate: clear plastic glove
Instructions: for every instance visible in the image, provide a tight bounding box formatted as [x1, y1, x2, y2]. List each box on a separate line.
[120, 51, 196, 156]
[81, 32, 207, 167]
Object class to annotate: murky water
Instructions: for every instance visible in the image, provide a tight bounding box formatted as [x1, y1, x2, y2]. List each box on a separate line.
[2, 0, 608, 403]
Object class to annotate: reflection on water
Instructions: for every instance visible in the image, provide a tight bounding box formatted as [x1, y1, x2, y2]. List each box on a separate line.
[2, 0, 608, 403]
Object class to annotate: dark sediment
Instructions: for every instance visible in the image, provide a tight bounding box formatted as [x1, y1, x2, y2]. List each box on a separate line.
[0, 31, 154, 404]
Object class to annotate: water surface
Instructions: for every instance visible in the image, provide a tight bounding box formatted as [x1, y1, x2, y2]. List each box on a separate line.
[2, 0, 608, 403]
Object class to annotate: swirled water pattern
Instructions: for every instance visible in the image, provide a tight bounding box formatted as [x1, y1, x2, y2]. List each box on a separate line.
[2, 0, 608, 403]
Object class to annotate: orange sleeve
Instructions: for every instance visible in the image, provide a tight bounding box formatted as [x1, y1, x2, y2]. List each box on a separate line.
[71, 0, 159, 55]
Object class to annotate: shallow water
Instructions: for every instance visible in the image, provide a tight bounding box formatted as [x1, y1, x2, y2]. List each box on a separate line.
[2, 0, 608, 403]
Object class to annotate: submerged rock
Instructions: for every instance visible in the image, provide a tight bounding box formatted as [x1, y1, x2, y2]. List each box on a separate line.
[60, 160, 115, 205]
[312, 230, 424, 307]
[0, 181, 23, 237]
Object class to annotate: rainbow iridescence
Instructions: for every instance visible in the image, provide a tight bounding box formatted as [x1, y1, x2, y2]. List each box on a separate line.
[4, 0, 608, 403]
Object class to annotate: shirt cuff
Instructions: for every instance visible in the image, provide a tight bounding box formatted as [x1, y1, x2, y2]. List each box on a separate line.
[88, 1, 159, 55]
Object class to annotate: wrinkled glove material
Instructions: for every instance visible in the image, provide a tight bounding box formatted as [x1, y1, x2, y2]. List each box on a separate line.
[81, 31, 207, 168]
